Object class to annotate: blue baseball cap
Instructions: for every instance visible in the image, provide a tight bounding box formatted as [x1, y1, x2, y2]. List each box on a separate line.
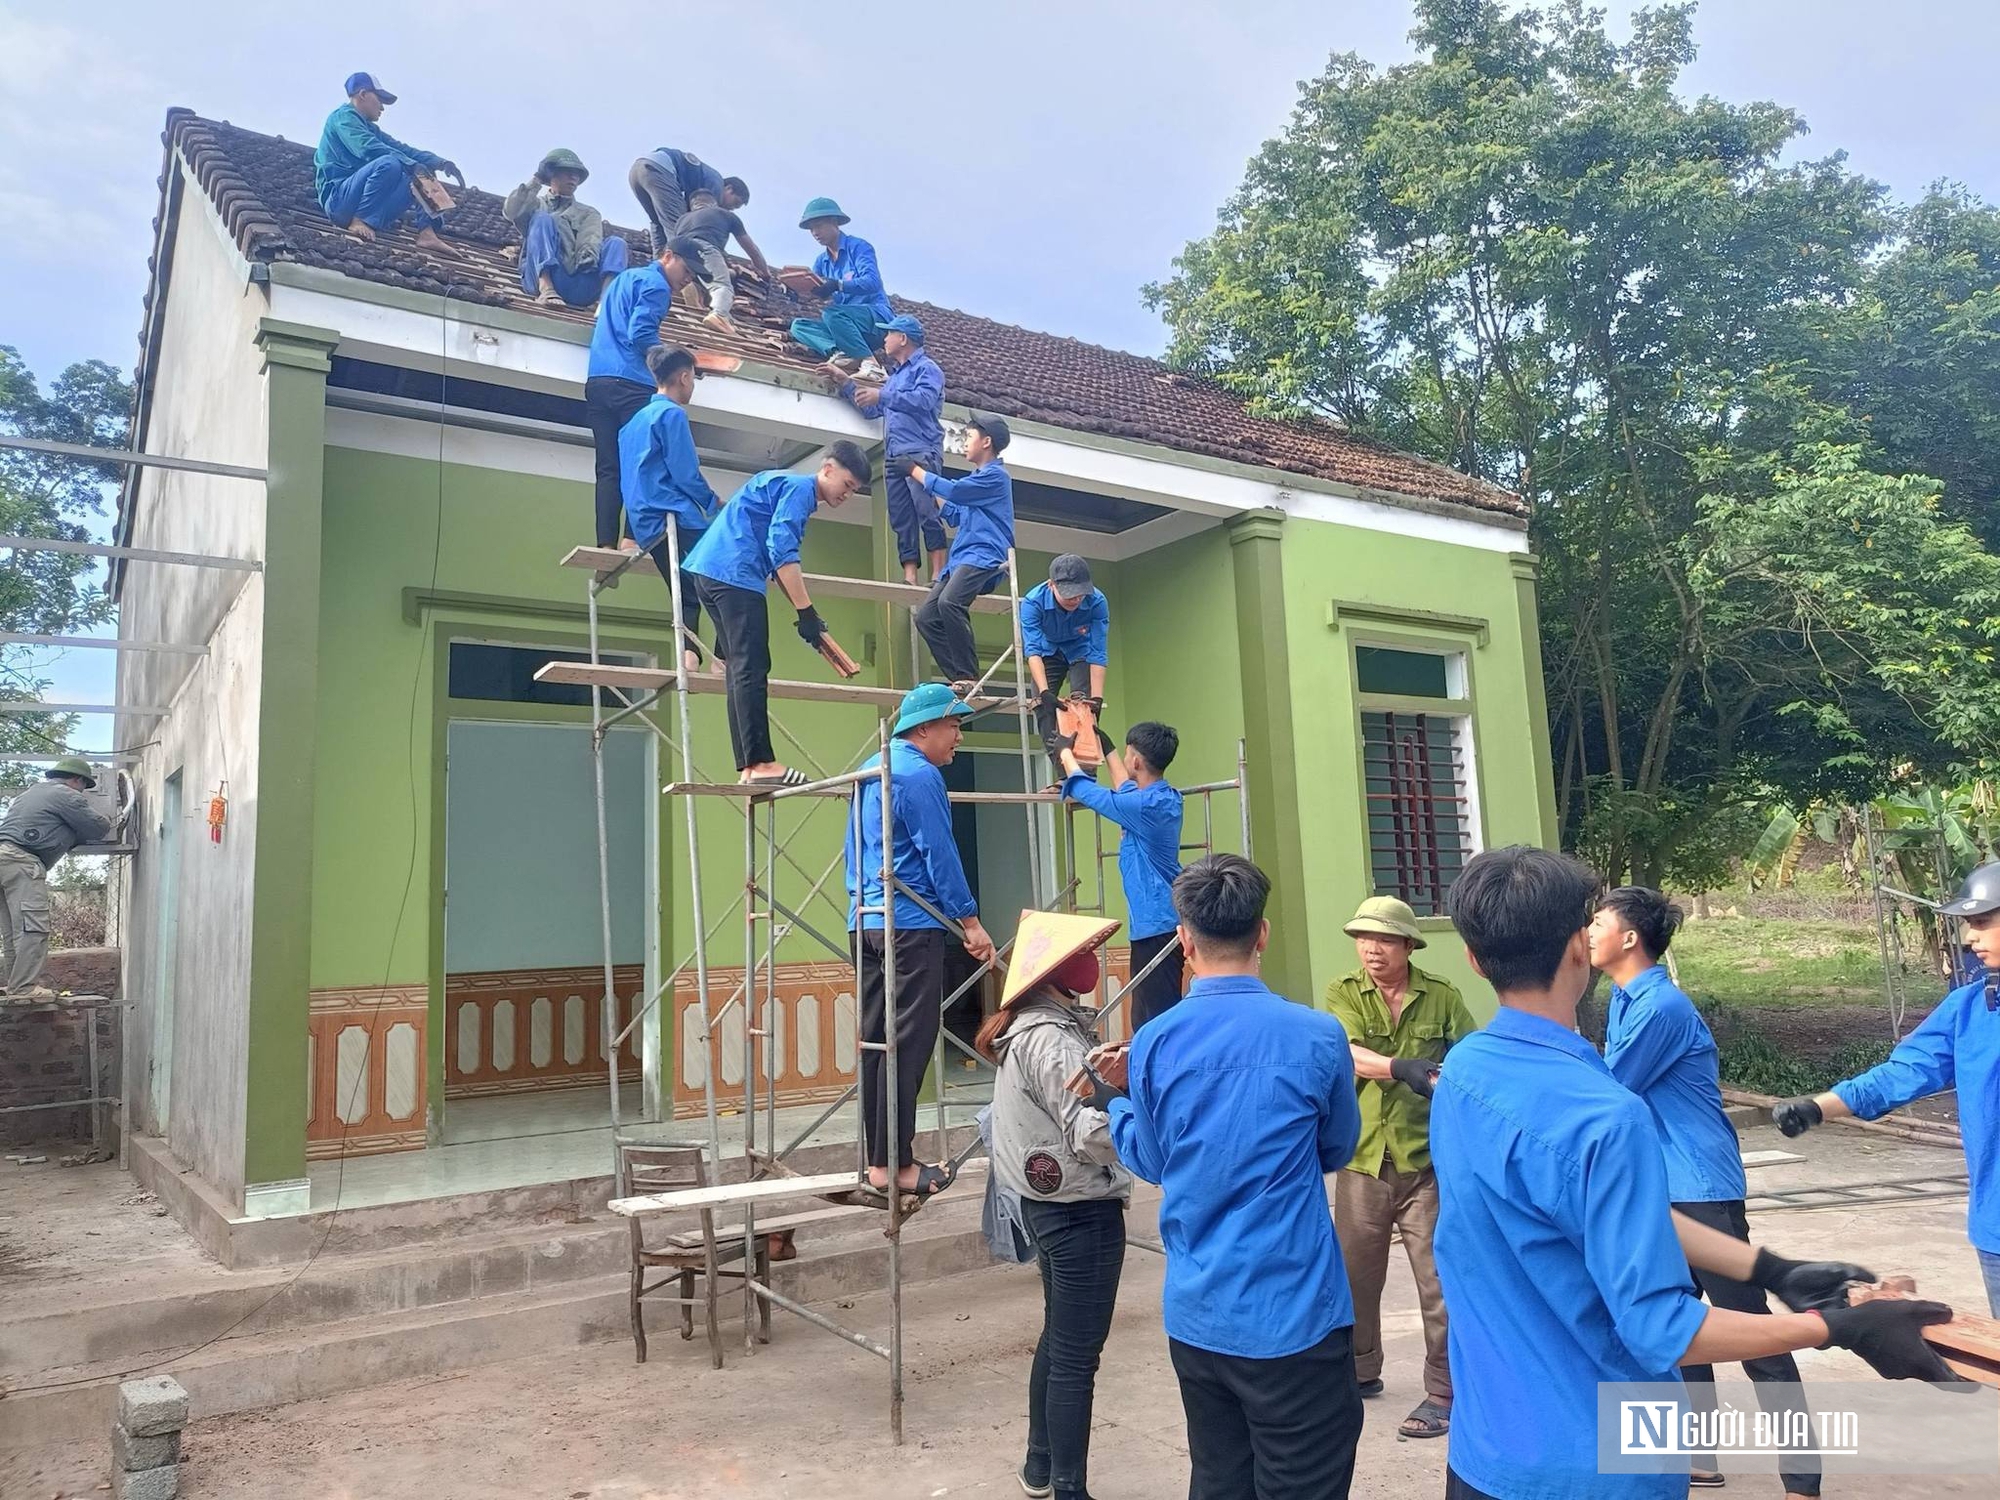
[875, 313, 925, 344]
[344, 72, 397, 104]
[892, 682, 975, 736]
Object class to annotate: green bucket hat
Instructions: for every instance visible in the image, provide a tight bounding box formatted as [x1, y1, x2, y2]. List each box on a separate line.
[1345, 895, 1425, 948]
[798, 195, 851, 229]
[537, 148, 589, 184]
[892, 682, 974, 737]
[46, 756, 97, 788]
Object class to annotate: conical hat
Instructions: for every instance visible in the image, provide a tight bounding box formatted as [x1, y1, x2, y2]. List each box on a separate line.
[1002, 910, 1122, 1007]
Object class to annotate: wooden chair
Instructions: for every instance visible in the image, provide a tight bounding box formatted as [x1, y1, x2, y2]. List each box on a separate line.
[620, 1141, 763, 1367]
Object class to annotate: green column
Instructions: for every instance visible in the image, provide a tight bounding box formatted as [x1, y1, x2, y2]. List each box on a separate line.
[1510, 551, 1560, 850]
[242, 319, 338, 1198]
[1227, 510, 1313, 1001]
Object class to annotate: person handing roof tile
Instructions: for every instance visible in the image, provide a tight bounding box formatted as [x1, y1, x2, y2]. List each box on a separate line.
[314, 72, 460, 253]
[830, 314, 947, 585]
[628, 147, 749, 259]
[789, 198, 892, 373]
[502, 149, 629, 309]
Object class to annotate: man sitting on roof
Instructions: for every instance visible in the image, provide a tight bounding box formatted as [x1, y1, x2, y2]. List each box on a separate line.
[789, 198, 892, 373]
[674, 190, 769, 333]
[628, 147, 748, 259]
[682, 443, 873, 786]
[832, 314, 946, 585]
[501, 149, 629, 309]
[314, 72, 461, 253]
[584, 238, 712, 551]
[908, 415, 1017, 689]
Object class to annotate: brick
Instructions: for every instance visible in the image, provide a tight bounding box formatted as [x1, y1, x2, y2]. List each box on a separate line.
[114, 1464, 180, 1500]
[116, 1375, 189, 1438]
[114, 1422, 183, 1471]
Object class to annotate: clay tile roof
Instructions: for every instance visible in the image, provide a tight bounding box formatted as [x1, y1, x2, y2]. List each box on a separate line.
[143, 109, 1526, 522]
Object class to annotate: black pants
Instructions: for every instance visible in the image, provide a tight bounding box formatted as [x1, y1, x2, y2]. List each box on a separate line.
[1443, 1472, 1497, 1500]
[584, 376, 652, 547]
[914, 564, 1003, 683]
[627, 155, 687, 258]
[1170, 1324, 1362, 1500]
[1032, 652, 1091, 765]
[885, 449, 946, 564]
[644, 537, 708, 656]
[1022, 1197, 1127, 1500]
[857, 927, 945, 1171]
[1676, 1197, 1821, 1496]
[1129, 931, 1186, 1028]
[692, 577, 773, 769]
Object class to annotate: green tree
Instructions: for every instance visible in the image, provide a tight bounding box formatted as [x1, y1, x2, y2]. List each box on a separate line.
[0, 346, 131, 785]
[1145, 0, 2000, 883]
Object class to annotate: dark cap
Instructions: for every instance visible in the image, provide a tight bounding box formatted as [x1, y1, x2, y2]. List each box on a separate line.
[663, 235, 713, 281]
[1048, 554, 1093, 598]
[343, 72, 397, 104]
[966, 413, 1010, 453]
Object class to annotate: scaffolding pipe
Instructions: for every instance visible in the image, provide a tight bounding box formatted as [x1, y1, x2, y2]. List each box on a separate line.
[587, 577, 623, 1149]
[1006, 547, 1044, 906]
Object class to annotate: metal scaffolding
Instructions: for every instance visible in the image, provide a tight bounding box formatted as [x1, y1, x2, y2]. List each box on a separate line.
[540, 522, 1249, 1440]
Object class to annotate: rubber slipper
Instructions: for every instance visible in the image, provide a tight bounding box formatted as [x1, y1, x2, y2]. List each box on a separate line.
[911, 1161, 959, 1197]
[1356, 1379, 1384, 1398]
[745, 768, 809, 788]
[1688, 1475, 1726, 1489]
[1399, 1398, 1451, 1439]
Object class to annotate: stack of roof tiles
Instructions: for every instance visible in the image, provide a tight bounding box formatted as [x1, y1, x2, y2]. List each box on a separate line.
[146, 108, 1525, 520]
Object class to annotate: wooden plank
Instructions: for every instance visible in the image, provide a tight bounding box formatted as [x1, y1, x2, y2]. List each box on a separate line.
[1740, 1149, 1806, 1169]
[609, 1169, 864, 1217]
[533, 659, 1025, 714]
[660, 781, 851, 800]
[662, 1205, 868, 1248]
[558, 547, 1011, 614]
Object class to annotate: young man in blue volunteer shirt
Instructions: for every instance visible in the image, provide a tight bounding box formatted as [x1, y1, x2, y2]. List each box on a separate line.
[314, 73, 462, 253]
[845, 684, 996, 1197]
[585, 238, 711, 551]
[1592, 886, 1818, 1500]
[1081, 853, 1365, 1500]
[834, 314, 946, 585]
[683, 443, 871, 786]
[1020, 556, 1109, 776]
[1434, 846, 1959, 1500]
[1056, 722, 1184, 1027]
[789, 198, 893, 369]
[619, 345, 721, 675]
[1775, 860, 2000, 1315]
[908, 416, 1017, 689]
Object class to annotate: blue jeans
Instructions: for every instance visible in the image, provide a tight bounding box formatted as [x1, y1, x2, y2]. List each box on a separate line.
[1022, 1196, 1125, 1500]
[1981, 1249, 2000, 1316]
[320, 156, 442, 234]
[885, 449, 946, 565]
[789, 304, 879, 361]
[519, 212, 629, 305]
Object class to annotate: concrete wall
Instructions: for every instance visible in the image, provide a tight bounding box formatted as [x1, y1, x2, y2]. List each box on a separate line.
[116, 164, 271, 1196]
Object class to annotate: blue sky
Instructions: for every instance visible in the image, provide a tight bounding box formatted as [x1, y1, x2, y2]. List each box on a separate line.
[7, 0, 2000, 709]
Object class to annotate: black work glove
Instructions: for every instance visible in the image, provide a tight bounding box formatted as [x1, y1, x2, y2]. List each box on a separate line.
[794, 605, 828, 646]
[436, 159, 464, 186]
[1038, 686, 1061, 713]
[1079, 1066, 1127, 1114]
[1818, 1299, 1962, 1382]
[1094, 725, 1116, 758]
[891, 455, 918, 478]
[818, 277, 840, 298]
[1773, 1096, 1825, 1137]
[1750, 1249, 1876, 1313]
[1388, 1056, 1441, 1099]
[1085, 696, 1105, 716]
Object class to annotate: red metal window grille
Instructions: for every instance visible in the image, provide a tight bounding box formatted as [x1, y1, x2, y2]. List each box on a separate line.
[1361, 710, 1472, 917]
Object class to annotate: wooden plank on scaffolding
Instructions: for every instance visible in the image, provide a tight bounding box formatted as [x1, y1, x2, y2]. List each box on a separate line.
[558, 546, 1012, 613]
[533, 659, 1027, 714]
[609, 1169, 865, 1217]
[660, 781, 850, 799]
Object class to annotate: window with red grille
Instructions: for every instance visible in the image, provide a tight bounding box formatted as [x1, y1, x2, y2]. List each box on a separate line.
[1361, 710, 1473, 916]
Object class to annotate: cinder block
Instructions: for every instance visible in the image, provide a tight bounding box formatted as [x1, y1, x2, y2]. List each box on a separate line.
[114, 1464, 180, 1500]
[114, 1421, 183, 1471]
[116, 1374, 189, 1438]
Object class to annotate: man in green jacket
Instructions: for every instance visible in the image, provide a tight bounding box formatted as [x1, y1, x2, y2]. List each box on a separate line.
[314, 72, 461, 252]
[502, 149, 629, 308]
[0, 758, 112, 1002]
[1317, 895, 1477, 1442]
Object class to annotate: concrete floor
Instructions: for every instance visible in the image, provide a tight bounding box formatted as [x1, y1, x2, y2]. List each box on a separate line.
[15, 1124, 1997, 1500]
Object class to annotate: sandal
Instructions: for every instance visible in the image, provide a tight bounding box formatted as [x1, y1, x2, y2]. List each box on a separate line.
[1688, 1474, 1726, 1489]
[1399, 1397, 1451, 1440]
[745, 768, 809, 788]
[911, 1161, 959, 1197]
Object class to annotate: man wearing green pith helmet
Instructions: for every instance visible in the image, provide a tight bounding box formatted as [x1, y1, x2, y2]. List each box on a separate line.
[0, 758, 112, 1002]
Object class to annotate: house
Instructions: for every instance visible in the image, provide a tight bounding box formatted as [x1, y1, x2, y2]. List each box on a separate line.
[111, 109, 1554, 1224]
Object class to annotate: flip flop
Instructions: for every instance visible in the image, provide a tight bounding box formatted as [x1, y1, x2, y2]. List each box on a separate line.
[1398, 1398, 1451, 1440]
[745, 768, 809, 788]
[1688, 1474, 1726, 1489]
[911, 1161, 959, 1197]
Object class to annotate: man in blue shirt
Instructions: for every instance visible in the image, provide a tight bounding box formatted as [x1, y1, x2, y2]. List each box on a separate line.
[584, 238, 711, 550]
[788, 198, 892, 368]
[626, 147, 748, 258]
[844, 683, 996, 1197]
[1435, 846, 1957, 1500]
[836, 314, 946, 585]
[619, 346, 722, 676]
[1055, 721, 1184, 1026]
[908, 416, 1017, 687]
[1775, 861, 2000, 1315]
[683, 443, 871, 785]
[1084, 853, 1365, 1500]
[1021, 556, 1110, 776]
[1593, 885, 1817, 1500]
[314, 73, 462, 253]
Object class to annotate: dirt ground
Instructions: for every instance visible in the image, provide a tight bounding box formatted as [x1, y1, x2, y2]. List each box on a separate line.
[16, 1128, 1996, 1500]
